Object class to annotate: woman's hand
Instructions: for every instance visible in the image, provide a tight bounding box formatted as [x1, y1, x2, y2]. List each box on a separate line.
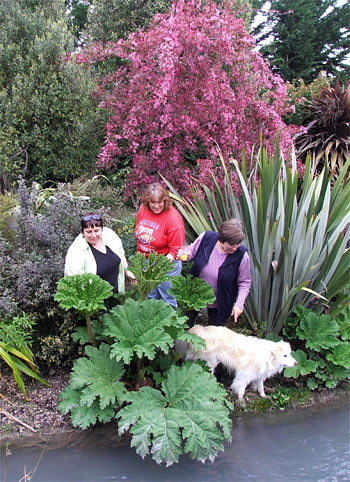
[166, 253, 175, 262]
[125, 269, 137, 284]
[176, 246, 190, 261]
[231, 305, 243, 323]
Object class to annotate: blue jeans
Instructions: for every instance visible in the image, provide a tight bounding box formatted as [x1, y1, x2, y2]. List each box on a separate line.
[148, 259, 182, 308]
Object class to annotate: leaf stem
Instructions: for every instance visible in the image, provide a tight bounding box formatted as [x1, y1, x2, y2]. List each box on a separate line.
[85, 312, 97, 347]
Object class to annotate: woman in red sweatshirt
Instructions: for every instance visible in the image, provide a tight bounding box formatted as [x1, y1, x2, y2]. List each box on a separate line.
[135, 183, 185, 308]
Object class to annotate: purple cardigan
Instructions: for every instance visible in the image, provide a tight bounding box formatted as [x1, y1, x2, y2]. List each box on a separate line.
[188, 232, 251, 322]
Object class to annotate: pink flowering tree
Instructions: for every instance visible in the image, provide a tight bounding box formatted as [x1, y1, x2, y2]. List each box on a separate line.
[77, 0, 297, 199]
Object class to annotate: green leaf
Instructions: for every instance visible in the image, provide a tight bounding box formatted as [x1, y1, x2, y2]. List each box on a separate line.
[284, 350, 317, 377]
[325, 379, 338, 389]
[306, 377, 319, 390]
[71, 327, 91, 345]
[69, 343, 126, 409]
[175, 331, 207, 354]
[58, 344, 126, 429]
[337, 307, 350, 341]
[128, 252, 174, 300]
[58, 385, 82, 414]
[103, 298, 187, 363]
[331, 366, 350, 380]
[296, 313, 340, 351]
[117, 362, 232, 466]
[169, 275, 216, 312]
[326, 343, 350, 368]
[70, 400, 116, 430]
[55, 274, 113, 314]
[0, 341, 47, 398]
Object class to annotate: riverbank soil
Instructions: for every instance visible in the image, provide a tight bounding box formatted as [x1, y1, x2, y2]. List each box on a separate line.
[0, 370, 349, 449]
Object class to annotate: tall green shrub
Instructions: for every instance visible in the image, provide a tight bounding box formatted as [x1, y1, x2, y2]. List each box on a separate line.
[0, 0, 105, 190]
[164, 139, 350, 334]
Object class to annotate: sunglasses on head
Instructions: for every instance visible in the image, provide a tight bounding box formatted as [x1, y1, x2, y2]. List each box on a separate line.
[82, 214, 101, 222]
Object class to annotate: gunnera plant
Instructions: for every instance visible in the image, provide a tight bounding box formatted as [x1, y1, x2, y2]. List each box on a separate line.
[295, 82, 350, 176]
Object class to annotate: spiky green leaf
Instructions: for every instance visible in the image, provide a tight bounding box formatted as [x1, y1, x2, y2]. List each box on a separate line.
[169, 275, 216, 312]
[68, 343, 126, 409]
[165, 139, 350, 335]
[128, 252, 174, 299]
[70, 399, 116, 429]
[103, 299, 187, 363]
[117, 362, 233, 466]
[55, 274, 113, 314]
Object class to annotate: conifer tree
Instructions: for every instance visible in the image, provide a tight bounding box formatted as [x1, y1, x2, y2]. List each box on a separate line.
[256, 0, 350, 82]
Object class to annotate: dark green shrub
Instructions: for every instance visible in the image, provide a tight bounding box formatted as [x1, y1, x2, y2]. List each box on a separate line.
[0, 179, 96, 368]
[35, 314, 84, 373]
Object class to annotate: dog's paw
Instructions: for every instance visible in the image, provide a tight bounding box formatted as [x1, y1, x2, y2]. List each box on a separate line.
[235, 397, 246, 408]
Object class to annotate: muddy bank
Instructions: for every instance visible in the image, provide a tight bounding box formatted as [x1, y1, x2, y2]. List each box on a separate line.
[1, 372, 349, 450]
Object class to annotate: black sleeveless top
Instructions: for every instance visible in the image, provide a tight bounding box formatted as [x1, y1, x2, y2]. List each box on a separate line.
[90, 245, 121, 293]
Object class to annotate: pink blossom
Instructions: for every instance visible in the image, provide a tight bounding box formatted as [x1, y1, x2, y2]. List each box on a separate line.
[74, 0, 298, 199]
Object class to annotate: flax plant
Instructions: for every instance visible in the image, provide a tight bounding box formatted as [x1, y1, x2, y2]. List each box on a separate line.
[163, 139, 350, 334]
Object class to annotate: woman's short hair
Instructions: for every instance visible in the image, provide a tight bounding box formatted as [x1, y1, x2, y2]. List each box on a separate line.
[218, 218, 245, 245]
[81, 212, 103, 232]
[142, 183, 172, 211]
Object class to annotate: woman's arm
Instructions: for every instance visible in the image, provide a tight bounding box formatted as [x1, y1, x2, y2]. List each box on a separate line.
[166, 209, 185, 260]
[232, 253, 251, 322]
[64, 235, 89, 276]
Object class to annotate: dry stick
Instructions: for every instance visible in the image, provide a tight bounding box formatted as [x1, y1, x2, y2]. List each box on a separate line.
[0, 393, 15, 405]
[0, 407, 37, 433]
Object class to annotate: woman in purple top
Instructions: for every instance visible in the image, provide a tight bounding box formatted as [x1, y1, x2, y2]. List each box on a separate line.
[179, 219, 251, 327]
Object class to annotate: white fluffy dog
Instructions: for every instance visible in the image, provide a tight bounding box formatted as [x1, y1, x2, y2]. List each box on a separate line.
[177, 325, 296, 399]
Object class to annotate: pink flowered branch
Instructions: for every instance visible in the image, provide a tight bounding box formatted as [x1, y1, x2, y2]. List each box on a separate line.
[72, 0, 302, 200]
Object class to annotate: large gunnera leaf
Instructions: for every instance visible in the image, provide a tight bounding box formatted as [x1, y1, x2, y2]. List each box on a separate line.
[128, 252, 173, 299]
[296, 312, 340, 351]
[59, 343, 126, 429]
[169, 274, 216, 312]
[55, 274, 113, 313]
[103, 298, 188, 363]
[117, 362, 233, 466]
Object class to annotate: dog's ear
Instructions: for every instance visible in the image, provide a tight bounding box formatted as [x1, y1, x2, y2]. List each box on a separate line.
[271, 344, 284, 359]
[271, 341, 293, 362]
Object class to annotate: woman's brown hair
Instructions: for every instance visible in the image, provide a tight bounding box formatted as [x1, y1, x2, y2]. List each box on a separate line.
[218, 218, 245, 245]
[81, 212, 103, 232]
[142, 183, 172, 211]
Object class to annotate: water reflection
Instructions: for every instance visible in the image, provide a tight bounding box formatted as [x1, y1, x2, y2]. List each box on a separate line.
[1, 403, 349, 482]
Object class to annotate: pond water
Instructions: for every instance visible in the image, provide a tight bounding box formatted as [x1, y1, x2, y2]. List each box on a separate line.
[1, 402, 349, 482]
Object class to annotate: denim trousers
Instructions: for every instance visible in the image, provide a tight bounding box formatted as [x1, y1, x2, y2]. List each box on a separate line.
[148, 259, 182, 308]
